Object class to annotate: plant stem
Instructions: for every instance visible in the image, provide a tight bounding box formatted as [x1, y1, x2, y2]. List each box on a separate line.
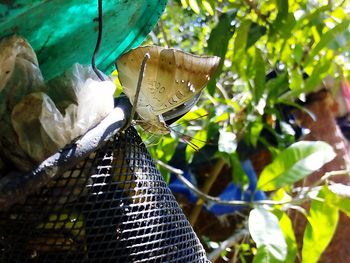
[189, 158, 226, 226]
[157, 160, 310, 206]
[243, 0, 267, 22]
[208, 228, 250, 262]
[158, 19, 170, 48]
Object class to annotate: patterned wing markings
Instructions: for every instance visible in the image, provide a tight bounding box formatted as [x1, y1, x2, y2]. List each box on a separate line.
[116, 45, 220, 134]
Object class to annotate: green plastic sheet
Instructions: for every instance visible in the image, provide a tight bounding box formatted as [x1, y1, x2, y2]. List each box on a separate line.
[0, 0, 167, 79]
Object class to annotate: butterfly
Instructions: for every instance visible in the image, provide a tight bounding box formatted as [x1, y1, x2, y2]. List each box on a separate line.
[116, 45, 220, 134]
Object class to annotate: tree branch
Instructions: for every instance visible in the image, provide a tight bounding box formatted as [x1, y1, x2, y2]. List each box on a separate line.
[208, 228, 250, 262]
[157, 160, 310, 207]
[243, 0, 268, 22]
[189, 158, 226, 226]
[157, 19, 171, 48]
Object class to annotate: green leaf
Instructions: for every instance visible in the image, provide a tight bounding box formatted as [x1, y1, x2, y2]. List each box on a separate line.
[247, 22, 266, 48]
[202, 0, 214, 16]
[266, 72, 289, 101]
[292, 43, 304, 64]
[302, 186, 339, 263]
[208, 11, 236, 56]
[233, 19, 251, 76]
[158, 165, 171, 183]
[272, 188, 292, 203]
[234, 19, 251, 55]
[304, 20, 350, 66]
[253, 47, 265, 104]
[253, 246, 280, 263]
[249, 121, 263, 147]
[253, 246, 284, 263]
[213, 112, 230, 123]
[274, 211, 297, 263]
[271, 1, 296, 39]
[180, 107, 208, 122]
[295, 5, 329, 29]
[257, 141, 336, 191]
[276, 0, 288, 18]
[188, 0, 200, 14]
[207, 10, 237, 95]
[249, 208, 287, 261]
[185, 129, 207, 161]
[325, 184, 350, 217]
[278, 14, 296, 39]
[180, 0, 188, 9]
[302, 56, 332, 94]
[159, 137, 178, 162]
[231, 152, 249, 185]
[289, 68, 304, 92]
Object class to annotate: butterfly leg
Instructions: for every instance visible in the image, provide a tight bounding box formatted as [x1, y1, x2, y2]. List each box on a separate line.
[122, 53, 150, 131]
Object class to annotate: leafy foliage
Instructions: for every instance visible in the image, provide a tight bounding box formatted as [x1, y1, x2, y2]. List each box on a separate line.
[137, 0, 350, 262]
[302, 186, 340, 263]
[324, 184, 350, 217]
[257, 141, 336, 191]
[249, 208, 287, 262]
[274, 210, 297, 263]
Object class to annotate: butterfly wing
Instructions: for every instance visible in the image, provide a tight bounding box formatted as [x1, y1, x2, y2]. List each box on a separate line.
[117, 47, 173, 133]
[116, 45, 162, 111]
[116, 45, 220, 117]
[152, 48, 220, 115]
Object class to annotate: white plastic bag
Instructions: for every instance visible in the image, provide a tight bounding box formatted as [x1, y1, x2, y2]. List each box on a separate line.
[0, 35, 116, 171]
[0, 35, 46, 171]
[12, 64, 116, 163]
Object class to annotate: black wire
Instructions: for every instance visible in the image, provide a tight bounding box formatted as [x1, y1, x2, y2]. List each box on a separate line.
[91, 0, 105, 81]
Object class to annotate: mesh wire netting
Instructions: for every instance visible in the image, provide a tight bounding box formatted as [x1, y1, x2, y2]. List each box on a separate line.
[0, 127, 209, 262]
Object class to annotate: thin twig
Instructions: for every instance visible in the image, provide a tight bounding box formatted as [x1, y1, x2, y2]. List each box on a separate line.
[314, 170, 350, 186]
[157, 160, 309, 206]
[294, 170, 350, 202]
[189, 158, 226, 226]
[158, 19, 171, 48]
[243, 0, 267, 22]
[208, 228, 250, 262]
[231, 233, 249, 263]
[216, 82, 230, 100]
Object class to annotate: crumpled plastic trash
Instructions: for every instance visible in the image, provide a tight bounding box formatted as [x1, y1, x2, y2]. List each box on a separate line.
[11, 64, 116, 163]
[0, 35, 116, 172]
[0, 35, 46, 172]
[44, 64, 115, 149]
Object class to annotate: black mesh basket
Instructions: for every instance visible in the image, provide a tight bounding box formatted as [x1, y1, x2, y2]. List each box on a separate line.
[0, 127, 209, 262]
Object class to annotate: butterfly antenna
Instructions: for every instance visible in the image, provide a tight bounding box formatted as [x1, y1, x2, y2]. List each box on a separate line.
[170, 129, 200, 151]
[170, 128, 204, 144]
[169, 126, 218, 146]
[182, 136, 200, 152]
[123, 53, 150, 131]
[170, 113, 209, 128]
[91, 0, 105, 81]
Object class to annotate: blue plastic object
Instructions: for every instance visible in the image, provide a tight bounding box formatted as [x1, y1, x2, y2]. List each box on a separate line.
[206, 160, 266, 215]
[168, 158, 267, 216]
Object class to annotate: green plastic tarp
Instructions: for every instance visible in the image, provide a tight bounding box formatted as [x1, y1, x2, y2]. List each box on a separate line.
[0, 0, 167, 79]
